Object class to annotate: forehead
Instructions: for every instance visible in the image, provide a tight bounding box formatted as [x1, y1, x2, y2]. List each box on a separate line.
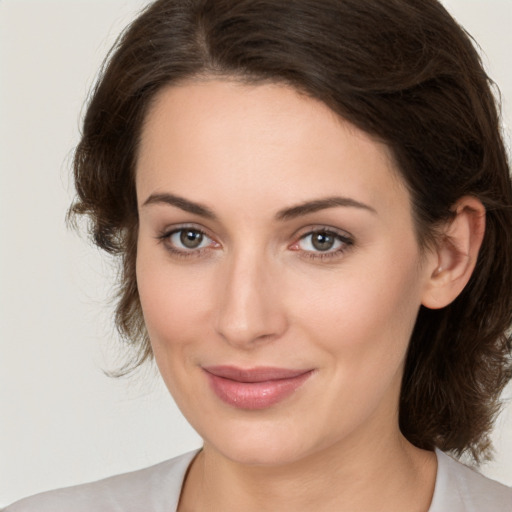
[136, 79, 409, 220]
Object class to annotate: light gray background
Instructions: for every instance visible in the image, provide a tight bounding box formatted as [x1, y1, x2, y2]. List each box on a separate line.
[1, 0, 511, 506]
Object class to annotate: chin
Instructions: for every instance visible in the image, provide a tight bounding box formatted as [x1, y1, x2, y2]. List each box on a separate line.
[201, 417, 323, 467]
[214, 441, 307, 467]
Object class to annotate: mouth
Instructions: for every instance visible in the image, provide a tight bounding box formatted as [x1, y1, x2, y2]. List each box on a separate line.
[202, 366, 314, 410]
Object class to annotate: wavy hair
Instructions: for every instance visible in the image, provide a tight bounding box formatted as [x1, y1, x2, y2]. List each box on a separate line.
[70, 0, 512, 462]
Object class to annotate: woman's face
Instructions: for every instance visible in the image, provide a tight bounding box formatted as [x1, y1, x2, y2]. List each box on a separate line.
[136, 80, 436, 465]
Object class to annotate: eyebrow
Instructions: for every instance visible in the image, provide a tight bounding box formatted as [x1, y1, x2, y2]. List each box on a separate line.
[275, 196, 376, 220]
[142, 192, 376, 220]
[142, 193, 217, 219]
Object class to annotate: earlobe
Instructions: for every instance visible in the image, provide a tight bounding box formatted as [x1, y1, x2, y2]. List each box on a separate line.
[421, 197, 486, 310]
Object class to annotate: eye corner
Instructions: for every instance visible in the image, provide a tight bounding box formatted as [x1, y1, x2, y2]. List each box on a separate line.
[287, 241, 301, 252]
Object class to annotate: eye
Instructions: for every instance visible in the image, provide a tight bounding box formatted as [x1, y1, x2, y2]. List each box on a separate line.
[170, 228, 210, 250]
[157, 226, 219, 258]
[292, 228, 353, 259]
[299, 231, 342, 252]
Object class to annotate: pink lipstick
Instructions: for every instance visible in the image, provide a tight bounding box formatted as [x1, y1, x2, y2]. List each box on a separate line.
[203, 366, 313, 410]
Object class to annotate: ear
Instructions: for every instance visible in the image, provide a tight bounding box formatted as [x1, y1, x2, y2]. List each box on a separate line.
[421, 196, 485, 310]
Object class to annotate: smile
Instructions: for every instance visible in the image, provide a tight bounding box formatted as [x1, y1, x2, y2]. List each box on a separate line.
[203, 366, 314, 410]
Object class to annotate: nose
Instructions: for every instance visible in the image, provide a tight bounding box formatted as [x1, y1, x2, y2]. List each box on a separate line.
[214, 251, 288, 349]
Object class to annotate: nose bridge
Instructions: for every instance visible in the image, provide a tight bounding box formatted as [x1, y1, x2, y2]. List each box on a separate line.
[215, 245, 287, 347]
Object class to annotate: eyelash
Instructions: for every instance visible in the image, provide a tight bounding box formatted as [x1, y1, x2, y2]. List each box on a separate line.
[156, 226, 354, 261]
[156, 226, 217, 259]
[293, 229, 354, 261]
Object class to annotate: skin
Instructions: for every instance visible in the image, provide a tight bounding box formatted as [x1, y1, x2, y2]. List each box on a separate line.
[135, 80, 485, 512]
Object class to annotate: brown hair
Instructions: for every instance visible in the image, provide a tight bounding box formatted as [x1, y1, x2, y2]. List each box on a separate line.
[70, 0, 512, 462]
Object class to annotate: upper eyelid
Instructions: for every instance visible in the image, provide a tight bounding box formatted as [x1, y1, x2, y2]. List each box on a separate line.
[157, 225, 217, 250]
[159, 227, 218, 257]
[157, 223, 354, 247]
[161, 223, 214, 239]
[293, 225, 353, 241]
[294, 230, 352, 250]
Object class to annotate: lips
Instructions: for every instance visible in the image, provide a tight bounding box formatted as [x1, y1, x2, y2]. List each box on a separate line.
[203, 366, 314, 410]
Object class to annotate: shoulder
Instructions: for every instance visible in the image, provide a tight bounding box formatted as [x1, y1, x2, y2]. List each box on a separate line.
[4, 450, 198, 512]
[429, 449, 512, 512]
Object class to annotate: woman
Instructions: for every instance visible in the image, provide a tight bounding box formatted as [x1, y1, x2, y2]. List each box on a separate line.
[6, 0, 512, 510]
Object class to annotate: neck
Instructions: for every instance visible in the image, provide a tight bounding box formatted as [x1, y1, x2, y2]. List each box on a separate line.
[178, 426, 436, 512]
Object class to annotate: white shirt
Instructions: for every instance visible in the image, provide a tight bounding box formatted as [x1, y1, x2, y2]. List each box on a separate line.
[5, 449, 512, 511]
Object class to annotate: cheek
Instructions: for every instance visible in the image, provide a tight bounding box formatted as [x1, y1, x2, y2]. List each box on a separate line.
[288, 250, 423, 369]
[136, 247, 211, 354]
[281, 253, 424, 437]
[136, 251, 213, 410]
